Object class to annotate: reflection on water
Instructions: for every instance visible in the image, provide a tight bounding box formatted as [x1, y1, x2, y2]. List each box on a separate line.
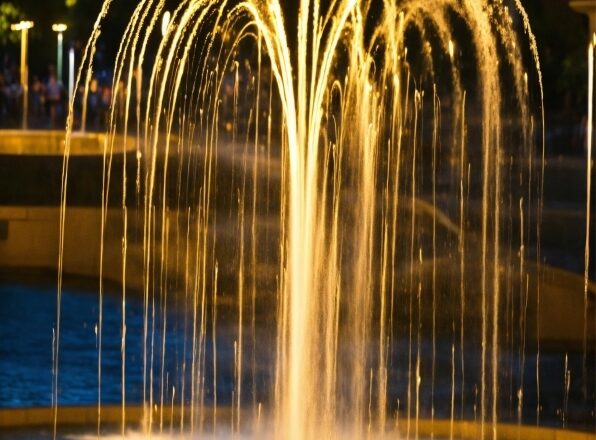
[0, 281, 273, 409]
[0, 282, 143, 407]
[0, 282, 590, 432]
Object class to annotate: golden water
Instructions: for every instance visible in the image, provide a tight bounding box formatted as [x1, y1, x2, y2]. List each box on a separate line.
[583, 33, 594, 406]
[53, 1, 554, 439]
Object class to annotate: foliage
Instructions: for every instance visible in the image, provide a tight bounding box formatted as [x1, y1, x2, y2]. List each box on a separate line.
[0, 2, 24, 46]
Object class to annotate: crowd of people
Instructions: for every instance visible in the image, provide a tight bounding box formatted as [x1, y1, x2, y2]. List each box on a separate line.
[0, 56, 115, 131]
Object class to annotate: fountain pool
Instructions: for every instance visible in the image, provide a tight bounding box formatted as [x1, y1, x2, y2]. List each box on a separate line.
[1, 0, 595, 439]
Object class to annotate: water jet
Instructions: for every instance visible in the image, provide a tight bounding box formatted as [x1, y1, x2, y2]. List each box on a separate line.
[0, 1, 594, 439]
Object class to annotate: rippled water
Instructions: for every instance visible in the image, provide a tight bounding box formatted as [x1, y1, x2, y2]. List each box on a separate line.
[0, 281, 591, 432]
[0, 280, 265, 410]
[0, 282, 142, 407]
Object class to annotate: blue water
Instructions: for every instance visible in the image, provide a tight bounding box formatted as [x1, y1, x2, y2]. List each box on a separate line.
[0, 283, 147, 408]
[0, 281, 257, 410]
[0, 282, 592, 432]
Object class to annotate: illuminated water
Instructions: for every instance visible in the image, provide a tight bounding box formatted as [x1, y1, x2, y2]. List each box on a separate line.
[0, 281, 591, 434]
[50, 0, 594, 438]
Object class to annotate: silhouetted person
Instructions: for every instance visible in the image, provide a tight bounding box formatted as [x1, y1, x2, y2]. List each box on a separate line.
[46, 75, 61, 128]
[31, 76, 45, 124]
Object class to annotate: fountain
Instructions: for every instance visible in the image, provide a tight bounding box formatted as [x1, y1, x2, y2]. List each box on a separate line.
[2, 0, 594, 439]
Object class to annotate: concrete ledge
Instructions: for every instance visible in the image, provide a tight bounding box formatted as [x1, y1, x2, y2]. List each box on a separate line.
[0, 406, 594, 439]
[0, 205, 147, 291]
[418, 418, 596, 440]
[0, 405, 230, 429]
[0, 130, 135, 156]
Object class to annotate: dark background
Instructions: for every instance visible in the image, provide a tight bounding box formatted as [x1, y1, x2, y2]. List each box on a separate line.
[0, 0, 590, 153]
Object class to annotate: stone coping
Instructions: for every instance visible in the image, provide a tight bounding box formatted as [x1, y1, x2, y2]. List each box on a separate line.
[0, 130, 136, 156]
[0, 406, 594, 439]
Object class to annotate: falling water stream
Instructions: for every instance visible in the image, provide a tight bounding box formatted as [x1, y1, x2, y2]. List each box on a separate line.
[49, 1, 593, 439]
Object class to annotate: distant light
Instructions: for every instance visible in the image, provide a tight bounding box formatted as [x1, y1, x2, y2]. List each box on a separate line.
[161, 11, 171, 37]
[52, 23, 68, 33]
[68, 46, 75, 102]
[10, 21, 34, 31]
[448, 40, 454, 60]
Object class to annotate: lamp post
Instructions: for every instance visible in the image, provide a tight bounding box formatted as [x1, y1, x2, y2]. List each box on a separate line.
[52, 23, 68, 86]
[10, 20, 34, 130]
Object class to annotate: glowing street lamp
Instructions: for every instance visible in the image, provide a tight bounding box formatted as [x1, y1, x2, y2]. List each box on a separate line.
[10, 20, 34, 130]
[52, 23, 68, 86]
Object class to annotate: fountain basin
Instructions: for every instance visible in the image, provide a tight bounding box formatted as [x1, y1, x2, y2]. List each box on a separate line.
[0, 131, 593, 438]
[0, 406, 594, 440]
[0, 281, 593, 437]
[0, 130, 133, 156]
[0, 130, 141, 286]
[0, 130, 136, 206]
